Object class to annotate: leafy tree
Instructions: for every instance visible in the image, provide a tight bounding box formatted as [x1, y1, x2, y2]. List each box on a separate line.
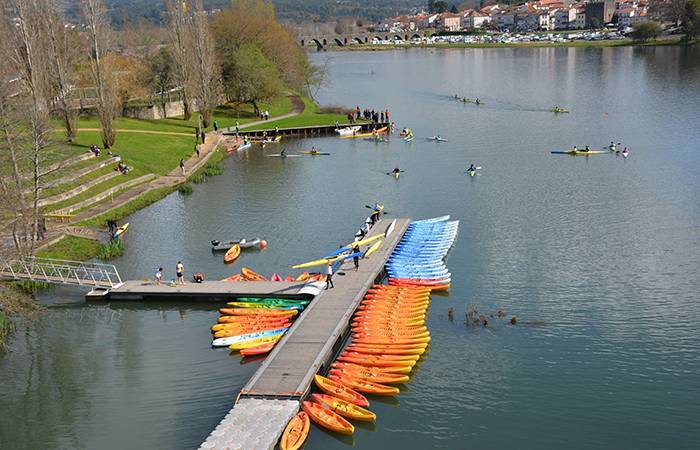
[683, 0, 700, 41]
[590, 17, 601, 29]
[450, 4, 459, 13]
[221, 44, 283, 114]
[429, 0, 449, 13]
[630, 21, 663, 41]
[148, 48, 175, 116]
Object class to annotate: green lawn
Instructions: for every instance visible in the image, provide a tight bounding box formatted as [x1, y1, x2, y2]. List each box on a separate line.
[53, 96, 294, 135]
[245, 96, 357, 131]
[76, 185, 177, 228]
[41, 165, 116, 198]
[36, 235, 101, 261]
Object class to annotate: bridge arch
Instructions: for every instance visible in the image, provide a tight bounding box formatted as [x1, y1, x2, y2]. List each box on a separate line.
[333, 38, 344, 46]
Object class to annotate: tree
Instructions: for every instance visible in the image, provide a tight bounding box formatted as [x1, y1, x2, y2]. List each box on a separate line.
[630, 21, 663, 41]
[81, 0, 118, 148]
[3, 0, 54, 253]
[42, 1, 80, 143]
[190, 0, 219, 128]
[590, 17, 601, 29]
[164, 0, 194, 120]
[211, 0, 311, 93]
[221, 44, 283, 113]
[148, 48, 175, 117]
[429, 0, 449, 13]
[450, 4, 459, 14]
[683, 0, 700, 40]
[649, 0, 688, 26]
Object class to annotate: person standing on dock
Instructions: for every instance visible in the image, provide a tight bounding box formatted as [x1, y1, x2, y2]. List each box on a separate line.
[385, 109, 390, 122]
[176, 261, 185, 285]
[155, 267, 163, 286]
[326, 261, 334, 289]
[352, 244, 360, 271]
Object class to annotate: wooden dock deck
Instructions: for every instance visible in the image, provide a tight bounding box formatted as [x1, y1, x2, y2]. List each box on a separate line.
[238, 217, 411, 400]
[224, 122, 389, 138]
[105, 280, 320, 301]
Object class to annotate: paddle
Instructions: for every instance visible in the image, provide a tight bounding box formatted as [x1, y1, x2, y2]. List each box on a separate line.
[365, 205, 389, 214]
[385, 171, 405, 175]
[463, 166, 482, 173]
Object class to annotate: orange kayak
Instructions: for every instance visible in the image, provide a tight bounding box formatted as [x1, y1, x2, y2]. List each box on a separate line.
[348, 341, 428, 350]
[295, 272, 310, 281]
[242, 267, 268, 281]
[351, 324, 428, 333]
[346, 346, 425, 356]
[224, 244, 241, 263]
[310, 393, 376, 422]
[215, 316, 292, 325]
[222, 274, 243, 281]
[214, 324, 291, 338]
[328, 374, 400, 396]
[353, 330, 430, 339]
[329, 368, 409, 385]
[352, 336, 431, 345]
[331, 361, 414, 374]
[352, 319, 425, 328]
[219, 308, 298, 317]
[284, 276, 295, 282]
[280, 411, 310, 450]
[358, 303, 428, 311]
[341, 351, 419, 361]
[336, 355, 416, 368]
[314, 374, 369, 407]
[239, 341, 277, 356]
[302, 400, 354, 435]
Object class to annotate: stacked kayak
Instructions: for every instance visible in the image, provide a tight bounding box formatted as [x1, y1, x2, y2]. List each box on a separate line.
[222, 267, 325, 282]
[210, 297, 311, 353]
[300, 284, 429, 439]
[386, 216, 458, 291]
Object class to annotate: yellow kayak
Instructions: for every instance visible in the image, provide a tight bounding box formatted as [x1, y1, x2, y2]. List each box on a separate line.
[292, 253, 347, 269]
[363, 240, 382, 258]
[228, 334, 283, 351]
[115, 223, 129, 239]
[339, 126, 387, 139]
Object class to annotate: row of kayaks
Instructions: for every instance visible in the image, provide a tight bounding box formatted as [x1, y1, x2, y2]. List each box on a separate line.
[386, 216, 459, 291]
[221, 267, 326, 283]
[211, 296, 312, 351]
[280, 284, 433, 446]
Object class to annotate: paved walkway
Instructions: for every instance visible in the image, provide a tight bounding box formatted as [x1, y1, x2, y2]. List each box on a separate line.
[224, 96, 305, 132]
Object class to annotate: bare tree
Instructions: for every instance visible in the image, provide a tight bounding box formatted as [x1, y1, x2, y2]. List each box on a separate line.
[4, 0, 53, 253]
[81, 0, 117, 148]
[165, 0, 194, 120]
[42, 0, 79, 142]
[190, 0, 218, 128]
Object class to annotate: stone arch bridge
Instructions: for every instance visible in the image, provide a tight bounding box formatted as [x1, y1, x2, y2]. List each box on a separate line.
[299, 31, 423, 49]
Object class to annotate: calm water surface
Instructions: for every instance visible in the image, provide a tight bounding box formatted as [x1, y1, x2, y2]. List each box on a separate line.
[1, 46, 699, 449]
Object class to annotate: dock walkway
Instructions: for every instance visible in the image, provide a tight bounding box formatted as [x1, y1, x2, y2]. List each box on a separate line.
[200, 217, 411, 449]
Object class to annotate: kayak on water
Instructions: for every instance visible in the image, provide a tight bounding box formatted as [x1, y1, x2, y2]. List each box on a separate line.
[300, 151, 331, 155]
[551, 108, 569, 113]
[211, 238, 261, 251]
[551, 150, 607, 155]
[427, 136, 448, 142]
[267, 154, 304, 158]
[114, 223, 129, 239]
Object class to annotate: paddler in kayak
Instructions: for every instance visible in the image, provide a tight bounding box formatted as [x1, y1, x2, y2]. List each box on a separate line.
[391, 167, 402, 179]
[609, 141, 616, 151]
[310, 146, 319, 155]
[572, 146, 578, 153]
[475, 98, 481, 105]
[622, 148, 630, 157]
[584, 145, 590, 152]
[467, 164, 476, 174]
[280, 148, 286, 158]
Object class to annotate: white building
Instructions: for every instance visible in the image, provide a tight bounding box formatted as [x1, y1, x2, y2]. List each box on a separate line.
[553, 7, 578, 29]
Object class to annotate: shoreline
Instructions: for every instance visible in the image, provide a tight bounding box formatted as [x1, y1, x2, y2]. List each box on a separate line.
[326, 37, 686, 51]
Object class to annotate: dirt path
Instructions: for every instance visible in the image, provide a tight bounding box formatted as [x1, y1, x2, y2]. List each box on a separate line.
[234, 95, 305, 131]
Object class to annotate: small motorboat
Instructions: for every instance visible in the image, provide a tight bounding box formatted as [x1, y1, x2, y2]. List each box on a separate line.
[211, 238, 262, 251]
[335, 126, 361, 137]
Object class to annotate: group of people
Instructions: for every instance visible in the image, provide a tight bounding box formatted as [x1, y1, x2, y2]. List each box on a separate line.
[259, 110, 271, 120]
[354, 106, 390, 124]
[454, 95, 481, 105]
[325, 203, 383, 290]
[154, 261, 204, 286]
[609, 141, 630, 156]
[115, 161, 130, 175]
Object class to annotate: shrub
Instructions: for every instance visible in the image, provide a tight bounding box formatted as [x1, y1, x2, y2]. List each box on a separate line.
[98, 240, 125, 260]
[178, 183, 193, 195]
[630, 21, 662, 42]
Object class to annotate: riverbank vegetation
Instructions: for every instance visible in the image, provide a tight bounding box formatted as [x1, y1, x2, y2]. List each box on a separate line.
[97, 239, 124, 260]
[36, 235, 102, 261]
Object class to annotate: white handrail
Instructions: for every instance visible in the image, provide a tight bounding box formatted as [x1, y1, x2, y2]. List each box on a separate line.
[0, 257, 121, 288]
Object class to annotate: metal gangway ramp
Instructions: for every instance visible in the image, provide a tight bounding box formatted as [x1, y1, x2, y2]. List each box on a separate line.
[0, 257, 122, 288]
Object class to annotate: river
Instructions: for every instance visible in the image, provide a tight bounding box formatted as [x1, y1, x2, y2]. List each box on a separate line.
[1, 46, 699, 449]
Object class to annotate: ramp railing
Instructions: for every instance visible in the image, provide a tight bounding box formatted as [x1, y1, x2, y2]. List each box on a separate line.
[0, 257, 122, 288]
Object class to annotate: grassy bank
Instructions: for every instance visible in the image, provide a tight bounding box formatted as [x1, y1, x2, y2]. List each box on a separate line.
[0, 311, 10, 348]
[245, 96, 358, 131]
[333, 38, 684, 51]
[36, 235, 102, 261]
[76, 185, 179, 229]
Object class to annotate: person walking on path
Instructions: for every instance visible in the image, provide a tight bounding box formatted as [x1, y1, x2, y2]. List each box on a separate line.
[155, 267, 163, 286]
[352, 244, 360, 271]
[201, 130, 206, 144]
[195, 127, 200, 143]
[235, 121, 240, 136]
[179, 158, 185, 175]
[176, 261, 185, 285]
[195, 144, 200, 158]
[325, 261, 334, 289]
[213, 120, 219, 132]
